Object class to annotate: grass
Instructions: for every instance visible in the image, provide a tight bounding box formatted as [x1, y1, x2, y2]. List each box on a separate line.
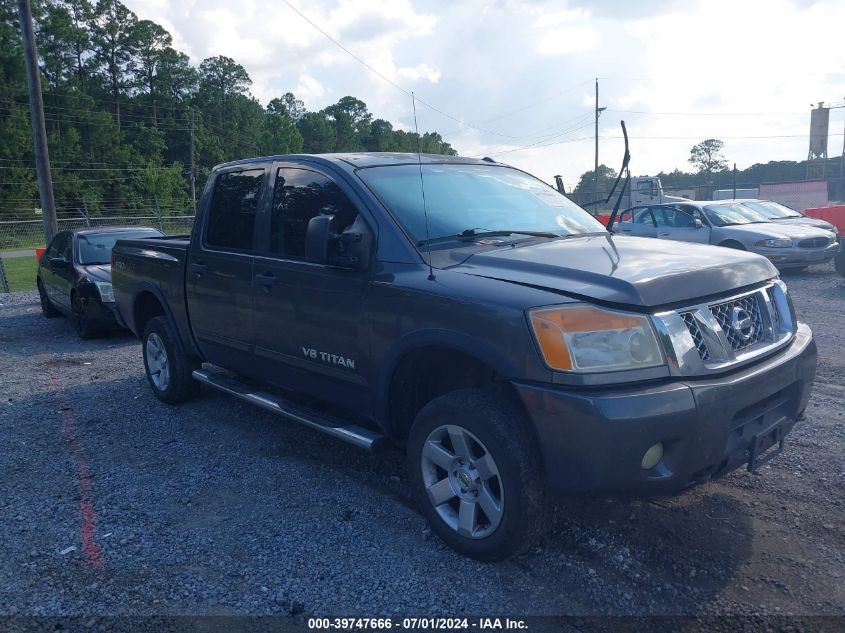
[1, 255, 38, 293]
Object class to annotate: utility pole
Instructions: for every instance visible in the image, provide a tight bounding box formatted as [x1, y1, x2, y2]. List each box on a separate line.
[594, 78, 599, 200]
[17, 0, 57, 245]
[189, 109, 196, 214]
[732, 163, 737, 199]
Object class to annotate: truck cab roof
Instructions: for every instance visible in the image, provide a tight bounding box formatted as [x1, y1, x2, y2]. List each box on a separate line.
[214, 152, 493, 173]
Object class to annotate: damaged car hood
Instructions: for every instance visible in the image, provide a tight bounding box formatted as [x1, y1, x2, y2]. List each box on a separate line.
[446, 234, 777, 308]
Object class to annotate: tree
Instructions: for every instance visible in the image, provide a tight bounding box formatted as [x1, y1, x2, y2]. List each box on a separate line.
[129, 19, 171, 127]
[89, 0, 139, 127]
[573, 164, 618, 196]
[297, 111, 335, 153]
[267, 92, 305, 122]
[688, 139, 728, 179]
[198, 55, 251, 125]
[322, 96, 372, 151]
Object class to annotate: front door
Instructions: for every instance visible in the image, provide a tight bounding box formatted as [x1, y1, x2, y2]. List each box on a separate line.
[41, 231, 74, 311]
[656, 205, 712, 244]
[186, 167, 266, 373]
[251, 165, 373, 415]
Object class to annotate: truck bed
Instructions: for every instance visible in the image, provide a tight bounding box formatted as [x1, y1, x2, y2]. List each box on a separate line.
[112, 235, 194, 351]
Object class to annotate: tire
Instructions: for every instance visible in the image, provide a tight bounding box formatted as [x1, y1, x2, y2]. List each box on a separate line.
[71, 291, 99, 339]
[407, 386, 549, 561]
[141, 316, 200, 404]
[835, 248, 845, 278]
[718, 240, 746, 251]
[37, 279, 61, 318]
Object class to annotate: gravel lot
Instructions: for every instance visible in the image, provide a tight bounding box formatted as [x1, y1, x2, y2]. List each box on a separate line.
[0, 264, 843, 623]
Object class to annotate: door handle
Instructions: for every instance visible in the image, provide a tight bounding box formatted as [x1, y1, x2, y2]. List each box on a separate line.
[189, 262, 207, 277]
[659, 232, 672, 237]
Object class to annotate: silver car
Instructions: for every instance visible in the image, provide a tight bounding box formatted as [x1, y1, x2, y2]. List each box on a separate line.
[614, 201, 839, 270]
[736, 199, 839, 237]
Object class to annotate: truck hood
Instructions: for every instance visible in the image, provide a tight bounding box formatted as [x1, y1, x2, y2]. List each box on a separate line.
[448, 234, 776, 308]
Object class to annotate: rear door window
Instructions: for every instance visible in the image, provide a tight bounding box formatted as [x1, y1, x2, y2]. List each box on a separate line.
[206, 169, 265, 251]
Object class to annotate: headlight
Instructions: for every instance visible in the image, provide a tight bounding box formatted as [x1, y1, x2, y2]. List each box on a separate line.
[755, 238, 792, 248]
[94, 281, 115, 303]
[529, 304, 664, 373]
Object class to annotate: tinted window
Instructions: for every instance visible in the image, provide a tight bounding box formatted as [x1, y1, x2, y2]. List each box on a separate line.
[48, 232, 72, 259]
[270, 168, 358, 257]
[206, 169, 264, 250]
[650, 207, 672, 226]
[77, 229, 162, 265]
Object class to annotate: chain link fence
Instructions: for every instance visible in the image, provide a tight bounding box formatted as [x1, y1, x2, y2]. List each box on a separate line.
[0, 214, 195, 251]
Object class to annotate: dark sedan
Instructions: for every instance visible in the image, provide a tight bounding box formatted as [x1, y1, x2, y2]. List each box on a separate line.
[37, 227, 163, 338]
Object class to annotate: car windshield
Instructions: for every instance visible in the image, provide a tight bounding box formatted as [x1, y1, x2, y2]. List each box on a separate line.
[357, 163, 605, 246]
[740, 200, 801, 218]
[702, 203, 769, 227]
[76, 230, 161, 265]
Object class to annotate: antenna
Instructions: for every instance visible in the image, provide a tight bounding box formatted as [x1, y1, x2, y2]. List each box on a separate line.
[412, 91, 435, 281]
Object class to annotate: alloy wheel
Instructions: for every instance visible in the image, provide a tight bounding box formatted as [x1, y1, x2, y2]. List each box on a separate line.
[420, 424, 504, 539]
[145, 333, 170, 391]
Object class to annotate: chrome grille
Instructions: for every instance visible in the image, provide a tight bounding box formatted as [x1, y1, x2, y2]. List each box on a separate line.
[709, 294, 766, 352]
[798, 236, 830, 249]
[681, 312, 710, 360]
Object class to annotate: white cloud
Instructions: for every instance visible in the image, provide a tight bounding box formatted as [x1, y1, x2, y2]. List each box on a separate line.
[294, 74, 327, 104]
[120, 0, 845, 187]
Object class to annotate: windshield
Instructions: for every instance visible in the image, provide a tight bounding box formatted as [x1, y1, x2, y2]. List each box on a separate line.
[357, 163, 605, 245]
[740, 200, 801, 218]
[76, 229, 161, 265]
[702, 203, 769, 227]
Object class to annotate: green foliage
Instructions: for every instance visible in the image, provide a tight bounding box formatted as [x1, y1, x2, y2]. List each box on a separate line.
[688, 138, 728, 177]
[0, 0, 456, 221]
[572, 164, 618, 196]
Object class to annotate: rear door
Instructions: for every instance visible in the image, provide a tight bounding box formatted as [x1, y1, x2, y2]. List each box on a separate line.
[615, 207, 657, 238]
[186, 166, 267, 373]
[250, 164, 374, 414]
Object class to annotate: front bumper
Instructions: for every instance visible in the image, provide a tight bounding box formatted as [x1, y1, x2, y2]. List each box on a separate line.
[513, 323, 816, 495]
[80, 296, 121, 328]
[753, 242, 839, 268]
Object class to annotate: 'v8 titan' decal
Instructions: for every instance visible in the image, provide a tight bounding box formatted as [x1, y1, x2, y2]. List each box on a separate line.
[302, 347, 356, 370]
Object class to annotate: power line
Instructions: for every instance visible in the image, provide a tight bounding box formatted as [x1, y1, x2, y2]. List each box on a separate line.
[278, 0, 522, 140]
[607, 108, 808, 117]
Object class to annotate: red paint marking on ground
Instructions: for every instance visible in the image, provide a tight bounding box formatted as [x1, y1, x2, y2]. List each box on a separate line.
[50, 376, 104, 567]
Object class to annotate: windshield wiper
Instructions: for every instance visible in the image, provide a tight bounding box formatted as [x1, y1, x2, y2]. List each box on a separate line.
[418, 229, 559, 247]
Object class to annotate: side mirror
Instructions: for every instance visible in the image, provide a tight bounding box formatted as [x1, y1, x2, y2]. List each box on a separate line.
[694, 218, 704, 229]
[305, 214, 373, 270]
[305, 215, 332, 263]
[332, 216, 373, 270]
[48, 255, 70, 267]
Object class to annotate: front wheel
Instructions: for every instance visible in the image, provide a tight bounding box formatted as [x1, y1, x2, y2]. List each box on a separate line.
[142, 316, 200, 404]
[407, 387, 549, 561]
[37, 279, 61, 318]
[835, 247, 845, 277]
[71, 292, 99, 339]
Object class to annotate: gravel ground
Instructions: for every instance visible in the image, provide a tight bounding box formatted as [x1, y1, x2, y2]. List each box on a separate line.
[0, 264, 843, 623]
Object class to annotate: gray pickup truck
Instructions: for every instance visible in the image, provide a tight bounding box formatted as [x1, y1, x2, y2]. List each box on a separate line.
[112, 153, 817, 560]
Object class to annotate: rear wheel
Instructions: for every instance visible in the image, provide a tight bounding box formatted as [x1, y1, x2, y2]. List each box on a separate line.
[71, 292, 99, 339]
[37, 279, 60, 318]
[142, 316, 200, 404]
[407, 386, 549, 561]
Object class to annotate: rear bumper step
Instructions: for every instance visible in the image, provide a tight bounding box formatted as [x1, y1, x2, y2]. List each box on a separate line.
[192, 368, 383, 451]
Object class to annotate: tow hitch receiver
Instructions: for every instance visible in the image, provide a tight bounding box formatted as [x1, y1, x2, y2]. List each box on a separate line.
[748, 418, 786, 472]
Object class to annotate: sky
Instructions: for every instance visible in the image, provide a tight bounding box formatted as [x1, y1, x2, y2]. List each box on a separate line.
[122, 0, 845, 189]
